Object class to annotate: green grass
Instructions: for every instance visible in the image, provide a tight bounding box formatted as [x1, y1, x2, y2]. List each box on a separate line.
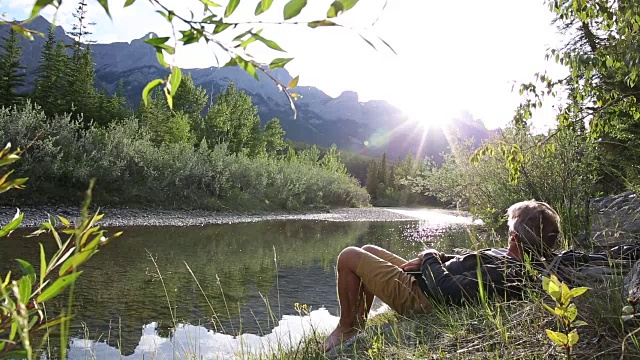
[264, 282, 640, 360]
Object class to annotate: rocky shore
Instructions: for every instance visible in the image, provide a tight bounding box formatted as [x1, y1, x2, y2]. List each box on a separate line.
[591, 191, 640, 244]
[0, 206, 469, 228]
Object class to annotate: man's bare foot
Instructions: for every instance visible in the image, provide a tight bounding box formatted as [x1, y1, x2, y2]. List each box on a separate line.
[322, 325, 360, 352]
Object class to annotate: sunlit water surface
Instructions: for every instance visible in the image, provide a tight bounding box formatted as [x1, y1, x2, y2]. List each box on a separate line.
[2, 208, 487, 359]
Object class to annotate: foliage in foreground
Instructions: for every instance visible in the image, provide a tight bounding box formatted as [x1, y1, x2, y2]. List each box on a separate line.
[0, 144, 120, 359]
[0, 103, 369, 210]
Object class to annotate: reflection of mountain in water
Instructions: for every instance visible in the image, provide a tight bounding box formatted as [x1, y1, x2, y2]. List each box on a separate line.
[69, 309, 339, 360]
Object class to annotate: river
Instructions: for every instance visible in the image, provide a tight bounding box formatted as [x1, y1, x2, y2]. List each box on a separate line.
[0, 208, 486, 359]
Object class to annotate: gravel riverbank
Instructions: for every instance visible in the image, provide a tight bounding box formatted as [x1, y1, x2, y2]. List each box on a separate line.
[0, 206, 476, 228]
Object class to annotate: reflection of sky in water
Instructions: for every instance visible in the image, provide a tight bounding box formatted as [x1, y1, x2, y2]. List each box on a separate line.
[68, 301, 390, 360]
[69, 308, 338, 359]
[69, 308, 339, 359]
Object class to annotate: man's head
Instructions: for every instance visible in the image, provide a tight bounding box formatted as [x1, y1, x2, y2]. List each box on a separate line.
[507, 200, 561, 259]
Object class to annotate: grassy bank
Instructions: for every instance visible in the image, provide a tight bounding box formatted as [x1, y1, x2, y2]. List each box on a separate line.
[265, 282, 635, 359]
[0, 103, 369, 211]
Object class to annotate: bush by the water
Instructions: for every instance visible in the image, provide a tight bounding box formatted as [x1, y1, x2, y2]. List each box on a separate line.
[0, 103, 369, 210]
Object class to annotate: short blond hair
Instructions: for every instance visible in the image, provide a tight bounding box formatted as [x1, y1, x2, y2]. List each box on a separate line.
[507, 200, 561, 258]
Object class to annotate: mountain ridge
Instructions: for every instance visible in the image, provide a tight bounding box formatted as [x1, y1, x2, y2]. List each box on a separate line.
[2, 16, 499, 159]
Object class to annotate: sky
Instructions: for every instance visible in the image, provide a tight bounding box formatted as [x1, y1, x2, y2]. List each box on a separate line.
[0, 0, 567, 130]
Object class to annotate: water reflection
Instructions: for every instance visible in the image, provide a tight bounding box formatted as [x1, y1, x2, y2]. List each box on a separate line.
[69, 308, 339, 360]
[0, 209, 485, 359]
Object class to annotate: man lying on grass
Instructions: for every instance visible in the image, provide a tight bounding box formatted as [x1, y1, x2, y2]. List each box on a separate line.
[323, 200, 561, 351]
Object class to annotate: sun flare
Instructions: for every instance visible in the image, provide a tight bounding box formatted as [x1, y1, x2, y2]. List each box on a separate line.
[394, 96, 460, 130]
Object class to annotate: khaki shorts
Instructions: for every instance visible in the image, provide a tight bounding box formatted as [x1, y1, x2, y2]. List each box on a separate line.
[355, 250, 432, 315]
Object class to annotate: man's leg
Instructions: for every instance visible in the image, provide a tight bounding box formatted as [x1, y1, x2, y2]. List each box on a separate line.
[323, 246, 369, 351]
[358, 245, 408, 320]
[323, 245, 431, 351]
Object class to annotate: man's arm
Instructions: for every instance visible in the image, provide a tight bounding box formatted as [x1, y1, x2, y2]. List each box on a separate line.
[420, 252, 506, 306]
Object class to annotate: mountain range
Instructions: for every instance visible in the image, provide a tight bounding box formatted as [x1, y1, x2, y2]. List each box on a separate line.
[3, 16, 498, 160]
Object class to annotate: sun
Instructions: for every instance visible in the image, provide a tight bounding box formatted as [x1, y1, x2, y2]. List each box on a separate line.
[393, 95, 459, 130]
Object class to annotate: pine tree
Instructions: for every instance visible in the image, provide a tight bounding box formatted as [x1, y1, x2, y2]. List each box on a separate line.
[378, 152, 388, 185]
[366, 160, 378, 200]
[0, 28, 26, 108]
[34, 30, 68, 115]
[388, 165, 396, 189]
[62, 0, 98, 123]
[64, 44, 97, 121]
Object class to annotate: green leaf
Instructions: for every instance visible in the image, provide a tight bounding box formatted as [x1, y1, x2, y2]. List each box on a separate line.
[57, 215, 70, 227]
[17, 276, 32, 304]
[59, 247, 97, 276]
[546, 329, 568, 346]
[0, 208, 23, 237]
[566, 303, 578, 322]
[561, 282, 571, 304]
[170, 66, 182, 97]
[145, 37, 170, 47]
[541, 302, 556, 315]
[308, 20, 337, 28]
[623, 305, 635, 314]
[553, 306, 565, 318]
[16, 259, 35, 285]
[37, 271, 83, 303]
[225, 0, 240, 17]
[251, 32, 285, 52]
[255, 0, 274, 15]
[30, 0, 55, 19]
[37, 315, 71, 330]
[124, 0, 136, 7]
[568, 287, 590, 299]
[0, 154, 20, 166]
[327, 1, 344, 18]
[142, 79, 164, 107]
[96, 0, 111, 18]
[288, 75, 299, 89]
[568, 330, 579, 346]
[284, 0, 307, 20]
[269, 57, 294, 69]
[327, 0, 359, 17]
[235, 57, 259, 80]
[547, 279, 561, 301]
[39, 243, 47, 288]
[571, 320, 588, 327]
[213, 23, 232, 34]
[0, 177, 28, 193]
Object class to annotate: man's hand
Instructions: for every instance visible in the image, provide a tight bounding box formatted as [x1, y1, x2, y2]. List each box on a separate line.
[400, 256, 423, 272]
[400, 250, 445, 272]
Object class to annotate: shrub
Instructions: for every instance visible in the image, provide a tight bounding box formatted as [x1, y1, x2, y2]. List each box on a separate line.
[0, 103, 369, 210]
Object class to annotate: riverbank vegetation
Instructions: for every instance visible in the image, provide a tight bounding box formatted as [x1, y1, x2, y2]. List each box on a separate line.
[0, 20, 368, 210]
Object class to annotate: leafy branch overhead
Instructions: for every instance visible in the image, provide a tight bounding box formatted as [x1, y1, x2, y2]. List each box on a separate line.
[469, 0, 640, 184]
[9, 0, 395, 118]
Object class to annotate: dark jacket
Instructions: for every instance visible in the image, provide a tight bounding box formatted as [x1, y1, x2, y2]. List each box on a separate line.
[415, 248, 528, 306]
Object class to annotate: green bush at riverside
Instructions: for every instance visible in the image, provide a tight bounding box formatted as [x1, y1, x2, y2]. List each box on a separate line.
[0, 102, 369, 210]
